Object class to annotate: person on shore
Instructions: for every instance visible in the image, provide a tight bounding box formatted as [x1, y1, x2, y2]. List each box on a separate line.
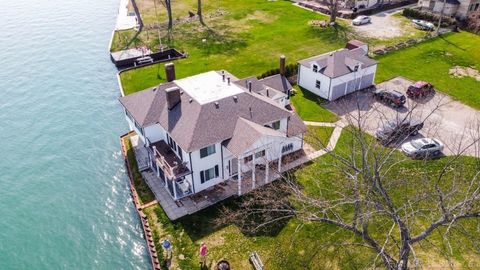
[199, 242, 208, 267]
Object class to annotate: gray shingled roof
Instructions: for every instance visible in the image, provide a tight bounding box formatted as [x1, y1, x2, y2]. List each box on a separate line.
[119, 78, 302, 152]
[298, 48, 377, 78]
[287, 114, 307, 137]
[224, 118, 286, 157]
[260, 74, 292, 94]
[234, 75, 289, 100]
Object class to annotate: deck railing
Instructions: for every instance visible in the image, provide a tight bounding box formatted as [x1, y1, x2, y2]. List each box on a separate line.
[152, 146, 189, 180]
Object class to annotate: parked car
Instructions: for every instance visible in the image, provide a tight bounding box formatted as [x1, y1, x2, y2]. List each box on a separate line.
[375, 118, 424, 144]
[373, 89, 406, 107]
[412, 19, 434, 31]
[407, 81, 435, 98]
[352, 16, 371, 26]
[401, 138, 444, 158]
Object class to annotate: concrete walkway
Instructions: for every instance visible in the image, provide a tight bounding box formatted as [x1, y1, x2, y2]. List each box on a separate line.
[304, 120, 345, 159]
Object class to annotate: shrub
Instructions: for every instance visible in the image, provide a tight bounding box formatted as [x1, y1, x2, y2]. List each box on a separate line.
[402, 8, 454, 27]
[259, 63, 298, 79]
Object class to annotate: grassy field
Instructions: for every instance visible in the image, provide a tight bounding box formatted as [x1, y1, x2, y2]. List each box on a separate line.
[134, 129, 480, 270]
[290, 86, 338, 123]
[375, 31, 480, 109]
[117, 0, 360, 94]
[304, 126, 335, 150]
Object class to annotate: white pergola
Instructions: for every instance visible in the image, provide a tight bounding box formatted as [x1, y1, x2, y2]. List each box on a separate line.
[236, 147, 283, 196]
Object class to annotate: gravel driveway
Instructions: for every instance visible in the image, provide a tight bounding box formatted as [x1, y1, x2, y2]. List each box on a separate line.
[324, 77, 480, 157]
[351, 6, 418, 39]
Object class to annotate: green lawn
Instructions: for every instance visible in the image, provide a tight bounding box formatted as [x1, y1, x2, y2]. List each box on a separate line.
[118, 0, 359, 94]
[375, 31, 480, 109]
[304, 125, 335, 150]
[132, 129, 480, 270]
[290, 86, 338, 123]
[123, 135, 155, 204]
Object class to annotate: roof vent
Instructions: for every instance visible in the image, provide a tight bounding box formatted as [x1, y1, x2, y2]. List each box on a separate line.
[189, 98, 193, 103]
[152, 87, 157, 92]
[233, 96, 238, 102]
[214, 102, 219, 108]
[267, 89, 270, 97]
[247, 81, 252, 93]
[227, 77, 231, 85]
[222, 70, 225, 82]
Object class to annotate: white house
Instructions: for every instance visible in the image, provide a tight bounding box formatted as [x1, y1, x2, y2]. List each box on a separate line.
[418, 0, 480, 19]
[119, 64, 306, 201]
[297, 40, 378, 101]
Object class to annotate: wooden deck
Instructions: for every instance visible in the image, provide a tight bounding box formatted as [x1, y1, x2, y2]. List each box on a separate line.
[130, 135, 312, 220]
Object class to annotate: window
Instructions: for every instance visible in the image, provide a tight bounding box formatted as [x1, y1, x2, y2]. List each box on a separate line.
[255, 150, 265, 158]
[177, 145, 183, 161]
[282, 143, 294, 154]
[272, 121, 281, 130]
[167, 134, 176, 149]
[244, 155, 253, 163]
[200, 165, 219, 183]
[476, 3, 479, 11]
[200, 145, 216, 158]
[313, 65, 318, 73]
[315, 80, 321, 89]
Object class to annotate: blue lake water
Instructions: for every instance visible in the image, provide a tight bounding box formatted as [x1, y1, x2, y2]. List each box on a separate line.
[0, 0, 150, 269]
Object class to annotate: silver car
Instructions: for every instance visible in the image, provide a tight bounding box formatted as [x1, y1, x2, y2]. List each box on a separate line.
[401, 138, 444, 158]
[352, 16, 371, 26]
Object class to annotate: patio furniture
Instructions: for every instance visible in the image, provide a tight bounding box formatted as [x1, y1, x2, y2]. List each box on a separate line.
[249, 252, 264, 270]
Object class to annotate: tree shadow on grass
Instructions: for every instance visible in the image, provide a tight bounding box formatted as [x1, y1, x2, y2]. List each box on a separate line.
[439, 34, 466, 51]
[176, 181, 293, 242]
[306, 24, 355, 46]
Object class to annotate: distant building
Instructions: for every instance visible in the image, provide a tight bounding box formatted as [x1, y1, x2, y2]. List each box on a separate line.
[418, 0, 480, 19]
[467, 10, 480, 31]
[119, 61, 306, 201]
[297, 40, 377, 101]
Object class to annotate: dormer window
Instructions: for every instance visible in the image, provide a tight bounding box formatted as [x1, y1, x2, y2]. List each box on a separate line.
[313, 64, 318, 73]
[272, 121, 281, 130]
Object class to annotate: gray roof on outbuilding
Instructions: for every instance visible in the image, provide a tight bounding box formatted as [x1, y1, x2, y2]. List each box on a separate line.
[298, 48, 377, 78]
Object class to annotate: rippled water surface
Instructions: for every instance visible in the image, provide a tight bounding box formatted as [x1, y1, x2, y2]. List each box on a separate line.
[0, 0, 150, 269]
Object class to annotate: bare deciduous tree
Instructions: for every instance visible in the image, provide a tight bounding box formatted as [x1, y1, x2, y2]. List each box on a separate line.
[222, 96, 480, 269]
[197, 0, 206, 26]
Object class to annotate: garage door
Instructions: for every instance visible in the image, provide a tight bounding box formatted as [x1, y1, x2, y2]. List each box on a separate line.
[331, 83, 346, 100]
[360, 73, 374, 89]
[346, 80, 356, 94]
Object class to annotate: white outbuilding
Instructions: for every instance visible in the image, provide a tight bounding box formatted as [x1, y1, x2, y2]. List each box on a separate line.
[297, 41, 377, 101]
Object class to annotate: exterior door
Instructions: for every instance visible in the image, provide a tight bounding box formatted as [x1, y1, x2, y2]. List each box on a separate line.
[230, 158, 238, 176]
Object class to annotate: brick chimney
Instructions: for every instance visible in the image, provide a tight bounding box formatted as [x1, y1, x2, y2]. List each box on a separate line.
[279, 55, 286, 76]
[165, 86, 181, 110]
[165, 63, 176, 82]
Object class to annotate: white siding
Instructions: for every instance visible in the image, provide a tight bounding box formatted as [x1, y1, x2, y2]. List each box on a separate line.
[329, 64, 377, 100]
[144, 123, 166, 144]
[298, 64, 332, 100]
[190, 143, 224, 192]
[229, 135, 303, 173]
